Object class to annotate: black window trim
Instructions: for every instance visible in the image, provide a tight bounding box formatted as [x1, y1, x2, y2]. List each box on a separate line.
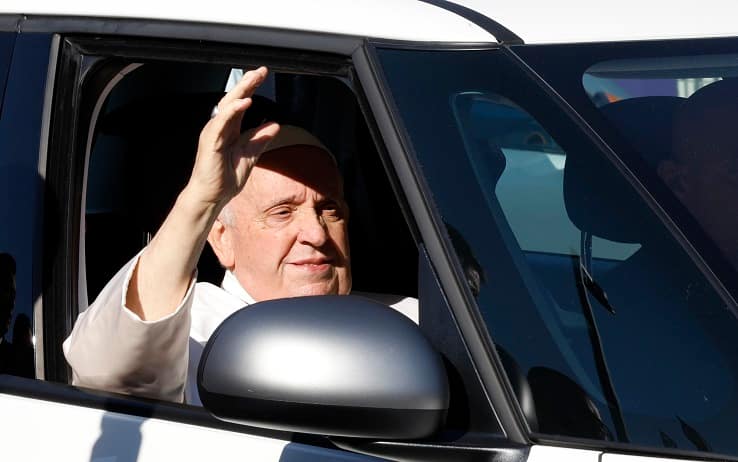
[356, 39, 531, 446]
[34, 33, 61, 380]
[39, 31, 431, 441]
[3, 14, 364, 56]
[45, 34, 356, 386]
[0, 15, 21, 33]
[416, 0, 523, 45]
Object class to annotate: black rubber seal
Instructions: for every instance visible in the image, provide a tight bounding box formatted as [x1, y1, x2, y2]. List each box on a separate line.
[416, 0, 523, 44]
[201, 391, 447, 440]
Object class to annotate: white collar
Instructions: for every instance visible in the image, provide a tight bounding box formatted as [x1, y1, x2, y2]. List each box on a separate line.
[220, 270, 257, 305]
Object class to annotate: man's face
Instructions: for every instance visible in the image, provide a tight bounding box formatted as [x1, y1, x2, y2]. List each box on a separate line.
[218, 145, 351, 301]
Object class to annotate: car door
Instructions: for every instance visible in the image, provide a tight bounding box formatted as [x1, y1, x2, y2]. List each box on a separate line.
[0, 21, 413, 461]
[1, 9, 521, 459]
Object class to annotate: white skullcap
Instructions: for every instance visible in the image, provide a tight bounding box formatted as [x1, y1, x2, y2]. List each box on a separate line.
[263, 124, 335, 164]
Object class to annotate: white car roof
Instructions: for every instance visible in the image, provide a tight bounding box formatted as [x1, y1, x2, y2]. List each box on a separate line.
[457, 0, 738, 44]
[3, 0, 738, 45]
[2, 0, 496, 43]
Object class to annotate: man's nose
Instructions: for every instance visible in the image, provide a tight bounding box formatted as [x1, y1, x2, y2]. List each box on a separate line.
[296, 210, 328, 247]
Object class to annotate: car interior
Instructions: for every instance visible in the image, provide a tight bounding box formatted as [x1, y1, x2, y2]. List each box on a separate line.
[77, 57, 510, 441]
[83, 61, 418, 306]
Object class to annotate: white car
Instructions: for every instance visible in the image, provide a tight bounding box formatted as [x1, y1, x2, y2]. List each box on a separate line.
[1, 1, 738, 461]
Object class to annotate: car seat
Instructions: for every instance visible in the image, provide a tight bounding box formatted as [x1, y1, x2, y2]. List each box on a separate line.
[562, 94, 736, 446]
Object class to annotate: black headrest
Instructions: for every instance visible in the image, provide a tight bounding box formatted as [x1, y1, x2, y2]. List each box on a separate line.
[564, 97, 683, 243]
[98, 93, 284, 136]
[94, 94, 284, 231]
[673, 78, 738, 162]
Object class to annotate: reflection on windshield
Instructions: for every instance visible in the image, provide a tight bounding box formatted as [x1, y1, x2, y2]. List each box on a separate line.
[584, 57, 738, 269]
[378, 46, 738, 456]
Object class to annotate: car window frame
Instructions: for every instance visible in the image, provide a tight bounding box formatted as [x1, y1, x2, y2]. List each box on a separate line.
[0, 17, 520, 454]
[40, 31, 369, 435]
[32, 23, 497, 450]
[358, 39, 531, 445]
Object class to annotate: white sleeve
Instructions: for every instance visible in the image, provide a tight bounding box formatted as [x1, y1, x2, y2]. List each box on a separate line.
[63, 252, 196, 403]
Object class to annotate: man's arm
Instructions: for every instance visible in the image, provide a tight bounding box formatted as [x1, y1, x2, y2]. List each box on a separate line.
[127, 67, 279, 321]
[64, 67, 278, 401]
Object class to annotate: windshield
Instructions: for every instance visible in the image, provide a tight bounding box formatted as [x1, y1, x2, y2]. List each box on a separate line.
[376, 45, 738, 456]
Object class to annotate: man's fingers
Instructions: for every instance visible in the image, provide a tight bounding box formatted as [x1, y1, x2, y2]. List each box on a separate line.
[232, 122, 281, 180]
[217, 66, 268, 112]
[250, 121, 281, 145]
[206, 97, 252, 145]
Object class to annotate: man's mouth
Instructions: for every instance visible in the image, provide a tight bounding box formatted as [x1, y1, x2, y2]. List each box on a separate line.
[289, 258, 333, 272]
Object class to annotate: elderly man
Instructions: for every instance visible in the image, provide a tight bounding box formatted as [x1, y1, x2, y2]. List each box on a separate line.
[64, 67, 417, 404]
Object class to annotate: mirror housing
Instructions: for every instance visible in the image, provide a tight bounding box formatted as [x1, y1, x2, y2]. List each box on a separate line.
[197, 295, 449, 439]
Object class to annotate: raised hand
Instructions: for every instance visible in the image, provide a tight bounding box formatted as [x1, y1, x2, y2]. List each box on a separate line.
[126, 66, 279, 321]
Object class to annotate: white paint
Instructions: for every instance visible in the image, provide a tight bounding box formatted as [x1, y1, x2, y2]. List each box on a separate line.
[602, 454, 701, 462]
[0, 393, 288, 461]
[0, 393, 377, 461]
[453, 0, 738, 44]
[528, 445, 602, 462]
[5, 0, 738, 45]
[1, 0, 494, 43]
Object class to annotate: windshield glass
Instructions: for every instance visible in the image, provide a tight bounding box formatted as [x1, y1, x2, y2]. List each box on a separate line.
[376, 46, 738, 456]
[583, 54, 738, 271]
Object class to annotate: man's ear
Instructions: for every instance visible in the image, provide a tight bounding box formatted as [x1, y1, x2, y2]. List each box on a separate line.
[657, 159, 689, 199]
[207, 219, 235, 270]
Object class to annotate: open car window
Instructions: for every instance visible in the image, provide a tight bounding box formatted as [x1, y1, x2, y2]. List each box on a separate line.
[83, 59, 418, 309]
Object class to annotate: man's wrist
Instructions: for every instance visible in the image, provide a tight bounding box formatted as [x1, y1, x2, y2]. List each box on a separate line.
[177, 184, 228, 219]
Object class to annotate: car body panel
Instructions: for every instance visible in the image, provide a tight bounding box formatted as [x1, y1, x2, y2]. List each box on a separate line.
[0, 392, 389, 461]
[454, 0, 738, 44]
[1, 0, 496, 43]
[1, 3, 737, 462]
[527, 445, 601, 462]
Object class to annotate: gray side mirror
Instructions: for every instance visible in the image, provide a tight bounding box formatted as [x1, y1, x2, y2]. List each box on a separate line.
[197, 295, 449, 439]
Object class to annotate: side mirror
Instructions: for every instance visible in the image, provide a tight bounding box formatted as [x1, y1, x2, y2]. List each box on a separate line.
[197, 295, 449, 439]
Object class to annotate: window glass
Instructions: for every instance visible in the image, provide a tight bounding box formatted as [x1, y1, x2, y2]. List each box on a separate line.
[85, 60, 417, 304]
[377, 47, 738, 456]
[460, 92, 640, 261]
[0, 32, 14, 113]
[583, 55, 738, 274]
[0, 33, 51, 379]
[0, 32, 16, 374]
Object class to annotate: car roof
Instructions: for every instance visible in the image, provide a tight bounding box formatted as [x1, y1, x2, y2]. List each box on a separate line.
[456, 0, 738, 44]
[2, 0, 496, 43]
[4, 0, 738, 45]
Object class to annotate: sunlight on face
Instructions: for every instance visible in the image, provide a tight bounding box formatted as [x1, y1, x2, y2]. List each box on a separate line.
[224, 145, 351, 301]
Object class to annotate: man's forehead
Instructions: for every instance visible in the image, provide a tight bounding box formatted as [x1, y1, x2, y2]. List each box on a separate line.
[245, 145, 344, 203]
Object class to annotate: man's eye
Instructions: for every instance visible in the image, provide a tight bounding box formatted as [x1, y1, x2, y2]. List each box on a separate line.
[268, 208, 293, 221]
